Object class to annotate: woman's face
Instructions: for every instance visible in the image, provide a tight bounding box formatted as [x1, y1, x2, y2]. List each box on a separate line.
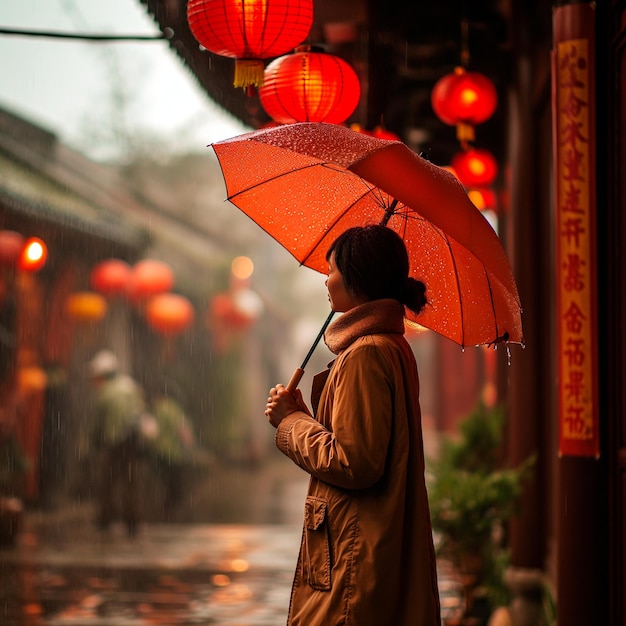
[326, 252, 364, 313]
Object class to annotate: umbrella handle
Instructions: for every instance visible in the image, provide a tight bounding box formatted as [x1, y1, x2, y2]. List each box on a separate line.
[286, 368, 305, 393]
[285, 311, 335, 394]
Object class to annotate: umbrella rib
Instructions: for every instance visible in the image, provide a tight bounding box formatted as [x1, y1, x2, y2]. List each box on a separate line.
[401, 213, 507, 346]
[298, 186, 382, 268]
[438, 230, 466, 348]
[225, 162, 352, 202]
[484, 266, 508, 346]
[215, 126, 522, 348]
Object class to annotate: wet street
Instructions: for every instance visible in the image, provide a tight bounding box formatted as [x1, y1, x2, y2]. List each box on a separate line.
[0, 456, 308, 626]
[1, 519, 302, 626]
[1, 518, 466, 626]
[0, 457, 465, 626]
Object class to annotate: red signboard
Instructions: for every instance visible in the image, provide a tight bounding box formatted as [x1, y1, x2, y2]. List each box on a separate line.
[552, 3, 599, 458]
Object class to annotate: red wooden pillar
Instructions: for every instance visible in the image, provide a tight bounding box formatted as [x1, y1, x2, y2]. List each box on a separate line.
[14, 272, 46, 501]
[553, 3, 609, 624]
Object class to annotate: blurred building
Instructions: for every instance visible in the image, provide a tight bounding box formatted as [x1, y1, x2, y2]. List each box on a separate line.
[0, 105, 145, 503]
[0, 105, 272, 508]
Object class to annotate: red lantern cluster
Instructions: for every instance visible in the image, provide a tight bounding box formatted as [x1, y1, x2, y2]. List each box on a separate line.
[432, 65, 500, 210]
[431, 67, 497, 143]
[259, 46, 361, 124]
[187, 0, 313, 89]
[85, 257, 196, 337]
[45, 254, 198, 341]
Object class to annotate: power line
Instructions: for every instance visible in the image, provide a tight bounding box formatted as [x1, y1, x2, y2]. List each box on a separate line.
[0, 27, 167, 42]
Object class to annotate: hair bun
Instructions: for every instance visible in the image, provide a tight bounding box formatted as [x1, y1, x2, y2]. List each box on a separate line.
[403, 277, 427, 314]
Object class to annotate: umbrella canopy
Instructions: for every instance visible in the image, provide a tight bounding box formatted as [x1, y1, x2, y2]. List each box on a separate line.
[212, 122, 523, 349]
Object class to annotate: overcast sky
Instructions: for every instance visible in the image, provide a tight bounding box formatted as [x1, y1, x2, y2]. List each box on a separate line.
[0, 0, 249, 159]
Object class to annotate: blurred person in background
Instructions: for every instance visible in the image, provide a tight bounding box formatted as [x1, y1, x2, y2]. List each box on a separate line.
[88, 350, 151, 537]
[150, 381, 196, 515]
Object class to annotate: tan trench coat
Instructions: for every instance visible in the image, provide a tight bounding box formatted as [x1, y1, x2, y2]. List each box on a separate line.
[276, 326, 441, 625]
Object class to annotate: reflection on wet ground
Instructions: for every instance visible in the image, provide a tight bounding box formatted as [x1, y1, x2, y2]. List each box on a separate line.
[1, 455, 309, 626]
[0, 458, 465, 625]
[1, 523, 301, 626]
[1, 522, 466, 626]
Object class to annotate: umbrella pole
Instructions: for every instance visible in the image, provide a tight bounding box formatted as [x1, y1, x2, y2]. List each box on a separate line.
[286, 310, 335, 392]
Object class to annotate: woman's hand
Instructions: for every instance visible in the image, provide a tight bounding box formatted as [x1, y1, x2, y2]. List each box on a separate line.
[265, 384, 310, 428]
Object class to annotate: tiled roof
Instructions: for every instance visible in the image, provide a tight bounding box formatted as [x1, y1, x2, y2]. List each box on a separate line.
[0, 151, 143, 248]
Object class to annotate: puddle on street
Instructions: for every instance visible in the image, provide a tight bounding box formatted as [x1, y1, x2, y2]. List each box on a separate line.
[0, 559, 294, 625]
[0, 553, 465, 626]
[0, 459, 464, 625]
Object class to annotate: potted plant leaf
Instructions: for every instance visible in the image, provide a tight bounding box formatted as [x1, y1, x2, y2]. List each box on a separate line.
[427, 403, 534, 624]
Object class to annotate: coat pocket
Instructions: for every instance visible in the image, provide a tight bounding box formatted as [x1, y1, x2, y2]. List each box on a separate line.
[303, 496, 331, 591]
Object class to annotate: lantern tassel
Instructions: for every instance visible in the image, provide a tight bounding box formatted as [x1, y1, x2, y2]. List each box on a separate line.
[456, 122, 475, 146]
[234, 59, 265, 89]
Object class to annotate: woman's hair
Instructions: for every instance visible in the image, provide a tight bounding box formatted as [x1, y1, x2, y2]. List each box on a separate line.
[326, 225, 427, 314]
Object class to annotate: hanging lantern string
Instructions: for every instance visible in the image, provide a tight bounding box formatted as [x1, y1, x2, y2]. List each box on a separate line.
[0, 27, 168, 42]
[460, 18, 470, 68]
[459, 17, 470, 149]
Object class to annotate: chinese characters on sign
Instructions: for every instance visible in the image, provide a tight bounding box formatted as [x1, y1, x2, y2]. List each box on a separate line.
[553, 5, 599, 457]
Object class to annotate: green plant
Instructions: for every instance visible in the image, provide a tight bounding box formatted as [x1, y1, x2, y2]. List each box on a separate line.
[541, 580, 557, 626]
[427, 403, 535, 609]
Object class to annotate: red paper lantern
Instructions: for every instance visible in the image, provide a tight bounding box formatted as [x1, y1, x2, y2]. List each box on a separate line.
[126, 260, 174, 302]
[18, 237, 47, 273]
[0, 230, 24, 265]
[209, 292, 247, 331]
[187, 0, 313, 89]
[259, 46, 361, 124]
[231, 288, 263, 326]
[210, 293, 235, 320]
[451, 148, 499, 187]
[351, 124, 400, 141]
[17, 366, 48, 393]
[145, 293, 195, 336]
[90, 259, 132, 297]
[65, 292, 108, 323]
[467, 187, 498, 212]
[432, 67, 498, 142]
[367, 126, 400, 141]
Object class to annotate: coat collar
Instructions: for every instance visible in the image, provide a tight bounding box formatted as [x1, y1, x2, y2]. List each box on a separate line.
[323, 299, 406, 355]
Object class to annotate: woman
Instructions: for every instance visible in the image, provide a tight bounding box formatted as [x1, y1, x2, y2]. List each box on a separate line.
[265, 225, 441, 626]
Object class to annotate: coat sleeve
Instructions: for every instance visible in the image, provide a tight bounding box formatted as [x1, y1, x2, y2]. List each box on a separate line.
[275, 343, 395, 490]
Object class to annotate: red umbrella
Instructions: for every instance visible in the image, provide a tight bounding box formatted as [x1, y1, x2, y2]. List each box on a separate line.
[212, 123, 523, 384]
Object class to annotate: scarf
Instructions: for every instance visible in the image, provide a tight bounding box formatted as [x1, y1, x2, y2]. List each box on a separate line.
[323, 299, 406, 355]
